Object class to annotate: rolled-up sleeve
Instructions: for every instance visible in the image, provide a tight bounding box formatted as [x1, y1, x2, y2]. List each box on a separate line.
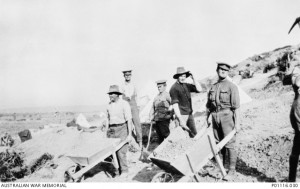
[123, 101, 132, 121]
[170, 88, 179, 105]
[231, 84, 240, 110]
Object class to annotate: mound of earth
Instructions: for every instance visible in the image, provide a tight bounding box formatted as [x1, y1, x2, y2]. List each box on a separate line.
[238, 134, 293, 181]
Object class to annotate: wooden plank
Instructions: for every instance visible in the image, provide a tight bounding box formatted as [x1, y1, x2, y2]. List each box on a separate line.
[112, 151, 119, 170]
[208, 134, 226, 177]
[186, 154, 200, 182]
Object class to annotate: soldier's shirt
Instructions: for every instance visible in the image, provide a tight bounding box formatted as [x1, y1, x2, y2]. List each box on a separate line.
[106, 99, 132, 125]
[120, 81, 137, 100]
[206, 79, 240, 112]
[153, 91, 171, 121]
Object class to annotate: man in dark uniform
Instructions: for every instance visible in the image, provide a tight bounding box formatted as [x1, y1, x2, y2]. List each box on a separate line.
[206, 62, 240, 180]
[169, 67, 202, 137]
[149, 80, 173, 143]
[288, 67, 300, 182]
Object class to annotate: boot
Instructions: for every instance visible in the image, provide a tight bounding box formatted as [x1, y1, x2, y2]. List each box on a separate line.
[223, 148, 237, 181]
[289, 155, 299, 182]
[228, 148, 237, 171]
[221, 148, 227, 170]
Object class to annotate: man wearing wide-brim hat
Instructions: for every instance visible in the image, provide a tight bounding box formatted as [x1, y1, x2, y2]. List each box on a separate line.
[206, 62, 240, 180]
[149, 80, 173, 144]
[169, 67, 202, 137]
[120, 70, 142, 149]
[104, 85, 132, 176]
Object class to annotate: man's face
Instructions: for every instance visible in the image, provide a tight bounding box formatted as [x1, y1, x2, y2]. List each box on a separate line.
[157, 84, 166, 93]
[124, 72, 132, 82]
[109, 93, 119, 102]
[178, 74, 187, 83]
[217, 67, 229, 79]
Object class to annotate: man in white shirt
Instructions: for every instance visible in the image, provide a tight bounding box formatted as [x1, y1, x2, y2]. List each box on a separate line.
[105, 85, 132, 176]
[120, 70, 142, 148]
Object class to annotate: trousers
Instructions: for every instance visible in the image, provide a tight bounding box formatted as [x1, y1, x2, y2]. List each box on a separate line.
[107, 123, 129, 173]
[212, 110, 237, 170]
[154, 120, 170, 144]
[175, 114, 197, 137]
[289, 104, 300, 181]
[212, 110, 236, 149]
[129, 101, 142, 143]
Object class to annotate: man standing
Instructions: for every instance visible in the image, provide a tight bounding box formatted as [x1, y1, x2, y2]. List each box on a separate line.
[149, 80, 173, 144]
[206, 62, 240, 180]
[105, 85, 132, 176]
[120, 70, 142, 148]
[169, 67, 202, 137]
[288, 67, 300, 182]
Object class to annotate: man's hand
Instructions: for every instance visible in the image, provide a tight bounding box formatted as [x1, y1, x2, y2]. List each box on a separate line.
[189, 72, 194, 80]
[206, 117, 211, 127]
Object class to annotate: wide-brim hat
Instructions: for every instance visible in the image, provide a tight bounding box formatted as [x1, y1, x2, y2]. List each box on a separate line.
[173, 67, 191, 79]
[216, 62, 231, 71]
[107, 85, 123, 95]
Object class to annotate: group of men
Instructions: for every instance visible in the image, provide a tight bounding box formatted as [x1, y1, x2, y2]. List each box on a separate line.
[103, 63, 240, 180]
[101, 18, 300, 181]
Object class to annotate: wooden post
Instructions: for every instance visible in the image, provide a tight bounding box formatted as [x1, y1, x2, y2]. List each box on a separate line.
[186, 154, 200, 182]
[208, 133, 227, 178]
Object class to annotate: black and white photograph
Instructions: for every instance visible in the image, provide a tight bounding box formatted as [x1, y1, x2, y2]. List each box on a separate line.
[1, 0, 300, 186]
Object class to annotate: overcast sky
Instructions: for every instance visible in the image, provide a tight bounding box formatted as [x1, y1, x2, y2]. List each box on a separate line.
[0, 0, 300, 109]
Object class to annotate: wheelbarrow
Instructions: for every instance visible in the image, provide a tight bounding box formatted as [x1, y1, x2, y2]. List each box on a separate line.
[149, 126, 236, 182]
[64, 138, 129, 182]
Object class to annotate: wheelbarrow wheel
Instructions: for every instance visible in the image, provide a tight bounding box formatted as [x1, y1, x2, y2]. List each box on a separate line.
[64, 164, 83, 182]
[151, 172, 174, 182]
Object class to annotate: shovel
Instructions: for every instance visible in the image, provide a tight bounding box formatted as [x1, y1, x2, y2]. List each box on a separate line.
[140, 122, 153, 161]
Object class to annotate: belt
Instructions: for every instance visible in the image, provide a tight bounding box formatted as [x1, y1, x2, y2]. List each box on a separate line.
[211, 108, 231, 113]
[109, 122, 126, 127]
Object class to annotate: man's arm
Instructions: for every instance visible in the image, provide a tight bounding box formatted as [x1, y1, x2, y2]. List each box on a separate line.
[190, 72, 202, 93]
[233, 108, 240, 132]
[103, 110, 110, 137]
[231, 84, 240, 132]
[206, 91, 212, 126]
[173, 103, 190, 131]
[149, 102, 155, 122]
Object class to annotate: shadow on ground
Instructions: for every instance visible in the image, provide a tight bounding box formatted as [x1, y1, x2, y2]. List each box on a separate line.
[236, 158, 276, 182]
[83, 160, 117, 180]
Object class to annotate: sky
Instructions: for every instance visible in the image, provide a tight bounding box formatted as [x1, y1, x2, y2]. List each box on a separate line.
[0, 0, 300, 110]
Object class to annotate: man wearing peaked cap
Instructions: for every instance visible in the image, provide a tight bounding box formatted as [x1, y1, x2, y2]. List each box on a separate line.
[216, 62, 231, 71]
[206, 62, 240, 180]
[120, 70, 143, 149]
[149, 80, 173, 144]
[169, 67, 202, 137]
[104, 85, 132, 176]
